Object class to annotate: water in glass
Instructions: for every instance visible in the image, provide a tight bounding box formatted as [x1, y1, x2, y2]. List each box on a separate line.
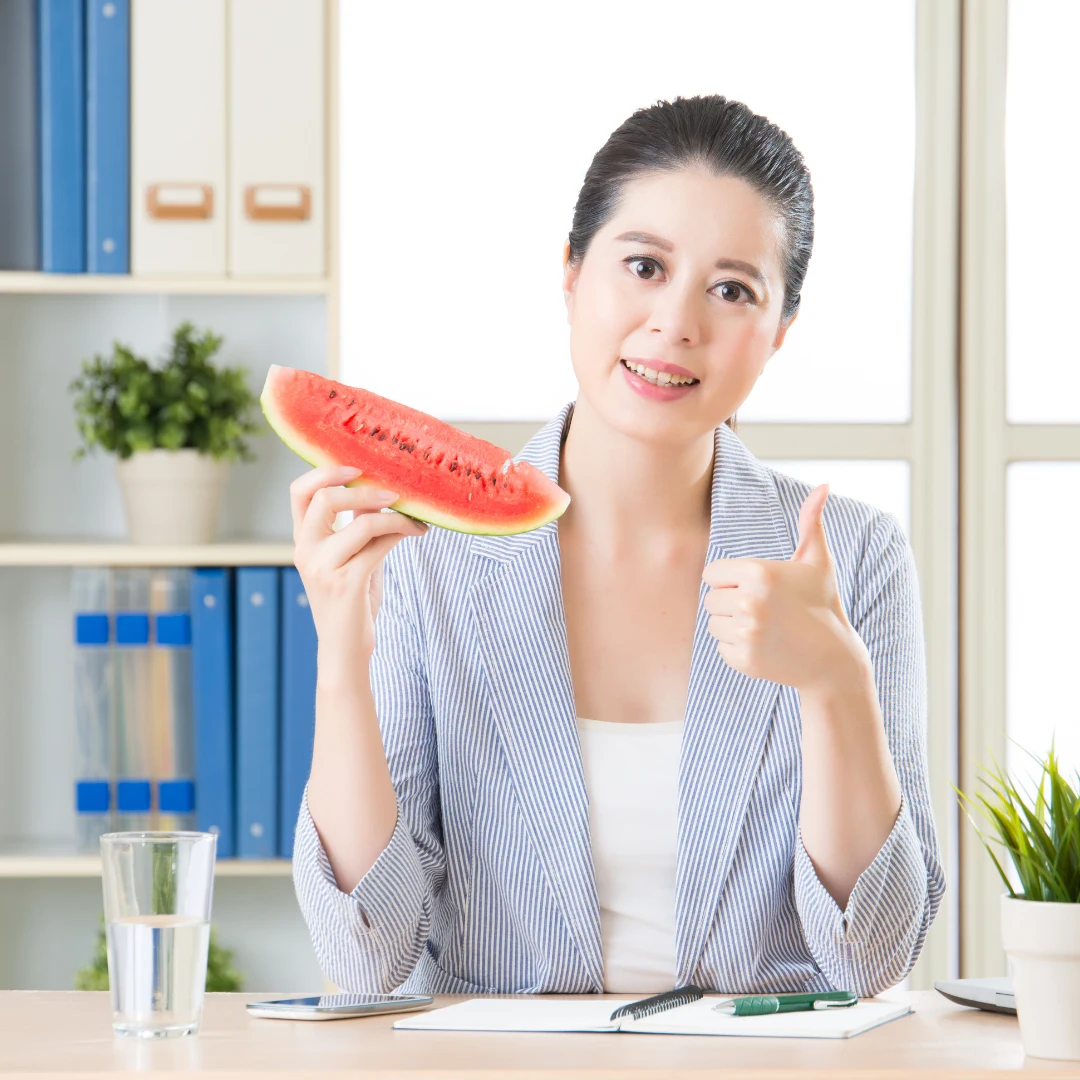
[108, 914, 210, 1038]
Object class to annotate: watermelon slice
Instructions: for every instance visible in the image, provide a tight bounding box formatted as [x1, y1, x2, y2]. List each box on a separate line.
[261, 366, 570, 536]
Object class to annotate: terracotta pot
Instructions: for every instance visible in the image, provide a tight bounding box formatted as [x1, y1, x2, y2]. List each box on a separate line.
[1001, 893, 1080, 1060]
[115, 449, 229, 545]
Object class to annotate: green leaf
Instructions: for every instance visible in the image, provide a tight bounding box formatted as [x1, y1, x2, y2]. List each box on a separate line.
[956, 740, 1080, 903]
[68, 323, 264, 462]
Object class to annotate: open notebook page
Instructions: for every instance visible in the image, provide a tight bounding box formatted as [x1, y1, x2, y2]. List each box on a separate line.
[394, 996, 911, 1038]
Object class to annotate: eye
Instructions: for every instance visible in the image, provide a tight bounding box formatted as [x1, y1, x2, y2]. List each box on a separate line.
[623, 254, 757, 304]
[625, 255, 661, 281]
[717, 281, 755, 304]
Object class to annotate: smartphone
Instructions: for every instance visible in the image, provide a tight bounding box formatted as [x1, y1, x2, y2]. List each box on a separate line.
[246, 992, 434, 1021]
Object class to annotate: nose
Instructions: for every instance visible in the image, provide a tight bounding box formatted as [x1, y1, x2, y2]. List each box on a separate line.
[647, 281, 702, 346]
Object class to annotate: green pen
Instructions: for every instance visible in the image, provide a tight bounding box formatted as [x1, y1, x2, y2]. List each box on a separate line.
[712, 990, 858, 1016]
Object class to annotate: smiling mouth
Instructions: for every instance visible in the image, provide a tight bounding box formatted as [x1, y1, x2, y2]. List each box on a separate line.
[620, 358, 699, 387]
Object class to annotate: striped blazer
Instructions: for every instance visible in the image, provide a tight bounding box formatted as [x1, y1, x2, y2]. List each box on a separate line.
[293, 401, 945, 997]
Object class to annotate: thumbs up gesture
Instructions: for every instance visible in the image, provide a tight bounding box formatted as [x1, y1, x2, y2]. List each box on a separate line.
[702, 484, 868, 693]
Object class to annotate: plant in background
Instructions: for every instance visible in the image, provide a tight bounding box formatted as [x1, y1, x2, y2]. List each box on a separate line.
[69, 321, 264, 462]
[75, 914, 244, 992]
[955, 741, 1080, 903]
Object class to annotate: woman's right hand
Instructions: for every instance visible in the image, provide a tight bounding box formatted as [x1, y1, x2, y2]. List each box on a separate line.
[290, 464, 428, 660]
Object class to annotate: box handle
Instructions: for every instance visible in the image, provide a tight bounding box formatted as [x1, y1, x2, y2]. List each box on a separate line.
[244, 184, 312, 222]
[146, 183, 215, 221]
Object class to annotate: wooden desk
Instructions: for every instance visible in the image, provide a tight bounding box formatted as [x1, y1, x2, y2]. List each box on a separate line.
[0, 990, 1074, 1078]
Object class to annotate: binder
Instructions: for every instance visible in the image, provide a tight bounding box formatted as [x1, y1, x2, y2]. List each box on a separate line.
[72, 568, 113, 851]
[38, 0, 85, 273]
[86, 0, 130, 274]
[150, 569, 195, 831]
[235, 567, 280, 858]
[0, 0, 40, 270]
[112, 569, 153, 831]
[131, 0, 226, 275]
[191, 568, 236, 857]
[279, 568, 318, 858]
[228, 0, 326, 277]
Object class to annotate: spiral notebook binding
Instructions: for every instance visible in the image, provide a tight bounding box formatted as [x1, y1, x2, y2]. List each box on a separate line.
[609, 984, 705, 1022]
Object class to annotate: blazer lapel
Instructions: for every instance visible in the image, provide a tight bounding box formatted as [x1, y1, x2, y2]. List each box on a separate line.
[675, 422, 795, 986]
[468, 403, 604, 992]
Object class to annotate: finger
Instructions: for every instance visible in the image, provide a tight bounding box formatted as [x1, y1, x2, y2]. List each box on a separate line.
[350, 531, 407, 596]
[702, 558, 772, 589]
[703, 587, 742, 616]
[290, 465, 364, 537]
[707, 613, 735, 644]
[321, 508, 427, 570]
[299, 484, 401, 551]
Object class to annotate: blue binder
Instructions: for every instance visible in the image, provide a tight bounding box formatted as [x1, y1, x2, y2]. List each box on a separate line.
[191, 568, 236, 858]
[279, 568, 318, 858]
[86, 0, 129, 273]
[38, 0, 85, 273]
[236, 567, 280, 859]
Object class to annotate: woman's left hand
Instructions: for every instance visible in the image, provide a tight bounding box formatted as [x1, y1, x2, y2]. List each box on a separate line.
[702, 484, 870, 693]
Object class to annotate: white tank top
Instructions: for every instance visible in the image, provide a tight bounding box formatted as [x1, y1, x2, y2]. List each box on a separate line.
[576, 715, 683, 993]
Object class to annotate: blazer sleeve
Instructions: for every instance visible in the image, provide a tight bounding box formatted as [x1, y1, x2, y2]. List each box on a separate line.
[291, 540, 443, 992]
[793, 510, 946, 995]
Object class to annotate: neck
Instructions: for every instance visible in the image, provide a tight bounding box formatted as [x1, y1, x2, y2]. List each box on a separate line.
[557, 396, 715, 554]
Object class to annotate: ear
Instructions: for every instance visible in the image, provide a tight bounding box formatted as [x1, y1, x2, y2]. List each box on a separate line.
[771, 309, 798, 351]
[562, 241, 580, 321]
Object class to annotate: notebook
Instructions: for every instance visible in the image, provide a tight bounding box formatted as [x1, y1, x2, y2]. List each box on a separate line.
[394, 987, 911, 1039]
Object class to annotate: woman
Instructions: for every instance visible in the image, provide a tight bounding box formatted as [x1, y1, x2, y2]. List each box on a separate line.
[291, 94, 945, 997]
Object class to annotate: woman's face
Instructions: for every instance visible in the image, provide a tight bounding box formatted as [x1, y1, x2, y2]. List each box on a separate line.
[562, 165, 795, 444]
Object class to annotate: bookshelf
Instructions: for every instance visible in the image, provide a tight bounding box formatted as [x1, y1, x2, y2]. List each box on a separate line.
[0, 854, 292, 879]
[0, 0, 342, 990]
[0, 541, 295, 568]
[0, 273, 330, 296]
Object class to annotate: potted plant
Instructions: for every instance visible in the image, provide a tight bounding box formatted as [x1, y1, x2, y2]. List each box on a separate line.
[70, 322, 264, 545]
[957, 743, 1080, 1060]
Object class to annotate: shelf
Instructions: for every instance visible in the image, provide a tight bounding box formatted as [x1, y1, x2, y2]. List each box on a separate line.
[0, 854, 292, 878]
[0, 272, 330, 296]
[0, 539, 295, 567]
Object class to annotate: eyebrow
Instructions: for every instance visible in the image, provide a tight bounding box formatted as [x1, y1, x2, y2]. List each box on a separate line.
[613, 230, 768, 290]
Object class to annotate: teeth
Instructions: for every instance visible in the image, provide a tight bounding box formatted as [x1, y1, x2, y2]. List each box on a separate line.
[623, 360, 697, 387]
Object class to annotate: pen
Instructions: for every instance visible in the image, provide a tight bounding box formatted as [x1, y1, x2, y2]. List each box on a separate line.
[712, 990, 858, 1016]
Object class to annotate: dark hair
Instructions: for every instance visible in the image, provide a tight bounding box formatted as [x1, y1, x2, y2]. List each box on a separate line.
[567, 94, 814, 434]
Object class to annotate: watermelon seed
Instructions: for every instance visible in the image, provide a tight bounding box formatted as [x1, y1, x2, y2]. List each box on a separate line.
[370, 426, 380, 436]
[449, 462, 458, 472]
[465, 467, 471, 477]
[378, 432, 388, 440]
[329, 390, 337, 398]
[422, 449, 431, 460]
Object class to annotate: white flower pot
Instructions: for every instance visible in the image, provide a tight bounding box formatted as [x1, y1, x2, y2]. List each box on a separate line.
[115, 449, 229, 545]
[1001, 894, 1080, 1060]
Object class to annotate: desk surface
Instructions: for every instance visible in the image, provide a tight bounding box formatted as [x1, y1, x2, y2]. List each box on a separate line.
[0, 990, 1074, 1078]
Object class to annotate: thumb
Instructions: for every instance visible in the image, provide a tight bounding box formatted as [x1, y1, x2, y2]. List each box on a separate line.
[791, 483, 832, 567]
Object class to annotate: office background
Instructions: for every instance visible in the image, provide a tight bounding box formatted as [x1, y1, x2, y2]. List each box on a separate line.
[0, 0, 1074, 993]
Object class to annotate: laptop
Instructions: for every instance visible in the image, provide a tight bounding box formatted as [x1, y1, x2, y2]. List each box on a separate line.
[933, 976, 1015, 1015]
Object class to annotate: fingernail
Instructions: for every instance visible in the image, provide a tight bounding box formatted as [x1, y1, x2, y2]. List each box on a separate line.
[341, 466, 362, 477]
[375, 489, 399, 501]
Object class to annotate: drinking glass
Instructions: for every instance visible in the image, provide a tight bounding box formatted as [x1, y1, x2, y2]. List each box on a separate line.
[100, 831, 217, 1038]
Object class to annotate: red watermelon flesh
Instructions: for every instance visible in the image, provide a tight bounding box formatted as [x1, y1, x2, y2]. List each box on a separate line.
[261, 366, 571, 535]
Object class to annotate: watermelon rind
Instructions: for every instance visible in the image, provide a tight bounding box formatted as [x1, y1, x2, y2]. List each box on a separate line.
[260, 366, 570, 537]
